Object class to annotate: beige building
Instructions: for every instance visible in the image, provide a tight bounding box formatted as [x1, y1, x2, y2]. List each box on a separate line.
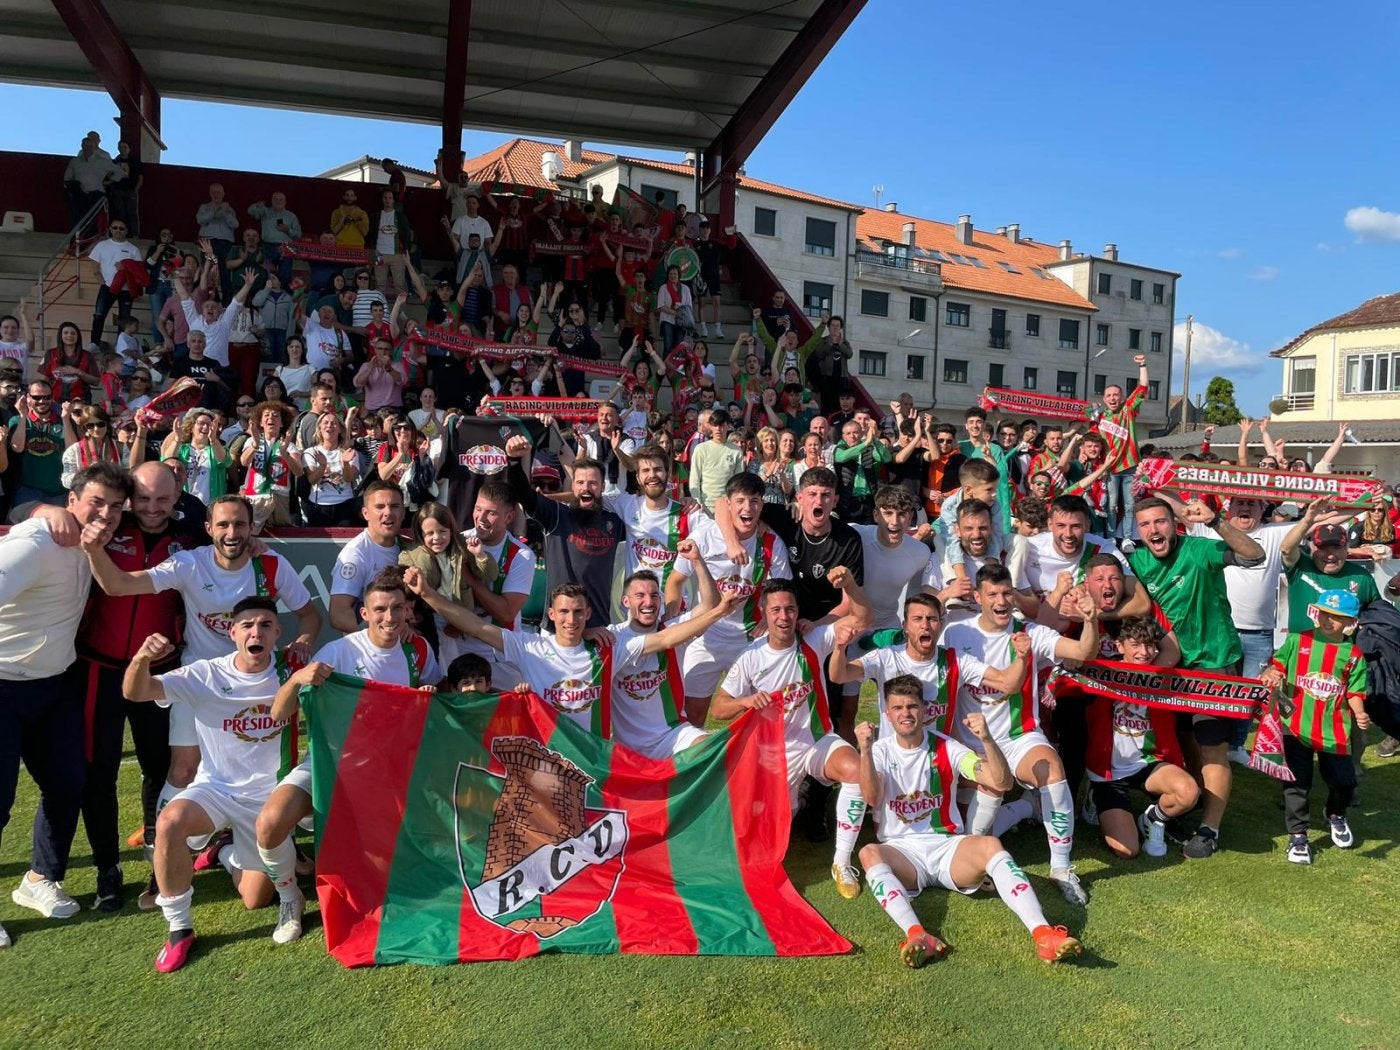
[1272, 291, 1400, 422]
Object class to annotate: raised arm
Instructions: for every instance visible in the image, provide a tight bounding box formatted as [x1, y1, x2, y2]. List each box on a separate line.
[122, 634, 174, 703]
[404, 565, 505, 651]
[1315, 420, 1349, 472]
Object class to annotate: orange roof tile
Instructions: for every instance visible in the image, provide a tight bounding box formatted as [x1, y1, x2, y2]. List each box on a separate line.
[856, 211, 1097, 312]
[1270, 290, 1400, 357]
[463, 138, 617, 190]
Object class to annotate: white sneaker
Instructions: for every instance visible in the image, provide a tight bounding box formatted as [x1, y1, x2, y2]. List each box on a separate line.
[714, 325, 725, 338]
[1226, 747, 1250, 765]
[271, 888, 306, 945]
[1138, 812, 1168, 857]
[0, 921, 10, 949]
[1328, 815, 1354, 849]
[1286, 835, 1313, 865]
[12, 874, 80, 919]
[1080, 795, 1099, 827]
[1050, 868, 1088, 906]
[700, 322, 710, 336]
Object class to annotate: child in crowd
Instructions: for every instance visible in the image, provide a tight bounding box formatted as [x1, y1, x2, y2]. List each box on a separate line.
[938, 458, 1008, 585]
[1260, 589, 1371, 865]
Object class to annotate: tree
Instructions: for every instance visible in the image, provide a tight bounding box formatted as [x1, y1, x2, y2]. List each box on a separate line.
[1202, 376, 1244, 426]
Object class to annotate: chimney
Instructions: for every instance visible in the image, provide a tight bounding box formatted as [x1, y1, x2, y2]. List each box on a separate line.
[901, 221, 916, 246]
[540, 150, 562, 183]
[995, 226, 1007, 236]
[562, 139, 583, 163]
[1103, 243, 1119, 261]
[1058, 239, 1072, 261]
[683, 151, 697, 168]
[883, 202, 899, 213]
[1007, 223, 1020, 243]
[956, 214, 973, 245]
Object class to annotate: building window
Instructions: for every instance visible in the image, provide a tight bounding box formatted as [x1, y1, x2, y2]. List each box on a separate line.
[802, 281, 832, 319]
[1148, 380, 1161, 400]
[988, 363, 1004, 387]
[1023, 367, 1038, 390]
[946, 301, 971, 327]
[753, 206, 777, 237]
[1130, 278, 1143, 301]
[1058, 319, 1080, 349]
[1152, 282, 1165, 304]
[805, 217, 837, 256]
[1097, 272, 1112, 295]
[1289, 356, 1317, 395]
[1128, 328, 1142, 350]
[1057, 370, 1078, 397]
[1093, 374, 1107, 395]
[1150, 331, 1163, 353]
[640, 184, 679, 212]
[1344, 351, 1400, 394]
[1025, 313, 1041, 337]
[1095, 323, 1111, 347]
[906, 355, 925, 381]
[859, 350, 887, 377]
[909, 296, 927, 322]
[943, 358, 969, 384]
[860, 290, 890, 317]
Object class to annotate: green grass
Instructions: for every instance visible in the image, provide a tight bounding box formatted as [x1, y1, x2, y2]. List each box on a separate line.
[3, 696, 1400, 1050]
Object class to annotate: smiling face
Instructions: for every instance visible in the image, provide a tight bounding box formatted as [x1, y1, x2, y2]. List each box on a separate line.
[1103, 384, 1125, 411]
[572, 466, 604, 509]
[957, 510, 992, 557]
[362, 587, 409, 648]
[547, 593, 590, 645]
[206, 501, 253, 564]
[875, 501, 913, 544]
[67, 480, 126, 532]
[622, 577, 663, 630]
[420, 516, 453, 555]
[763, 588, 799, 647]
[472, 492, 509, 545]
[1049, 508, 1089, 558]
[976, 578, 1017, 630]
[1134, 504, 1176, 559]
[635, 456, 668, 500]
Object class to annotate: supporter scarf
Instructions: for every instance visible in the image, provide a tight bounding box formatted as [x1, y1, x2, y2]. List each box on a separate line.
[556, 355, 630, 378]
[1247, 710, 1296, 783]
[1048, 660, 1269, 720]
[796, 638, 834, 738]
[281, 240, 372, 265]
[274, 649, 305, 778]
[133, 377, 202, 429]
[410, 328, 555, 362]
[1004, 623, 1036, 736]
[478, 397, 606, 423]
[1137, 458, 1383, 509]
[979, 386, 1092, 422]
[531, 240, 590, 256]
[254, 438, 282, 495]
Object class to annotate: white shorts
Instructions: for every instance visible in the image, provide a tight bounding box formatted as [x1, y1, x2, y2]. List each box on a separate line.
[279, 757, 312, 797]
[961, 728, 1055, 785]
[680, 632, 749, 697]
[786, 731, 855, 802]
[885, 833, 978, 896]
[168, 702, 199, 748]
[176, 782, 263, 871]
[620, 723, 708, 761]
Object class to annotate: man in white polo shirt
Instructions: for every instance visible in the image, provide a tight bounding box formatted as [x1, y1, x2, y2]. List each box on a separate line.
[174, 268, 257, 368]
[329, 481, 407, 632]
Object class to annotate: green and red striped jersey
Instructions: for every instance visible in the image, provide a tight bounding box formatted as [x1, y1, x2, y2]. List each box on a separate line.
[1269, 631, 1368, 754]
[1094, 384, 1147, 471]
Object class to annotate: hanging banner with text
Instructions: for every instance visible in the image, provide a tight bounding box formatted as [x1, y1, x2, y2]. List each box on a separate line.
[979, 387, 1093, 422]
[1138, 458, 1383, 508]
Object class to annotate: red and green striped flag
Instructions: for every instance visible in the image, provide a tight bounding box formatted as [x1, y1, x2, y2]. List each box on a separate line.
[302, 674, 852, 967]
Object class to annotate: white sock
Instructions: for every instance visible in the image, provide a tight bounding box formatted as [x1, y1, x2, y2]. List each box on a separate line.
[965, 790, 1002, 836]
[987, 850, 1048, 933]
[156, 887, 194, 933]
[218, 844, 240, 878]
[257, 838, 300, 901]
[1143, 802, 1166, 825]
[832, 782, 866, 868]
[700, 321, 710, 335]
[864, 862, 920, 935]
[1040, 780, 1075, 872]
[157, 781, 182, 814]
[992, 796, 1034, 836]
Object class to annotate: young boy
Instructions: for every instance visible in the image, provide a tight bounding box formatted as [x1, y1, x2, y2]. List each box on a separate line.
[115, 316, 143, 374]
[1259, 589, 1371, 864]
[1083, 616, 1199, 859]
[444, 653, 493, 693]
[937, 458, 1009, 584]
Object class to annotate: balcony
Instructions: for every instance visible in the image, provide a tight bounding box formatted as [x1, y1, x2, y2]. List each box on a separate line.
[853, 250, 944, 294]
[988, 331, 1009, 350]
[1272, 391, 1316, 412]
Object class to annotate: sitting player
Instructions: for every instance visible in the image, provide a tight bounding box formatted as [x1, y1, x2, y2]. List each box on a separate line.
[857, 676, 1082, 968]
[1259, 589, 1371, 864]
[1083, 616, 1199, 858]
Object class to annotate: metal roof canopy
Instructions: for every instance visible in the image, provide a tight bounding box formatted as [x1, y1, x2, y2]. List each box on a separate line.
[0, 0, 860, 165]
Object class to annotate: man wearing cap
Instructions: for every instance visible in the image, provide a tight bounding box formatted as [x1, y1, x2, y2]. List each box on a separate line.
[1281, 500, 1382, 634]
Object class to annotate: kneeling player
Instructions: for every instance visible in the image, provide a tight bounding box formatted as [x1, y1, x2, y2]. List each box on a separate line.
[1084, 616, 1199, 858]
[857, 677, 1082, 967]
[122, 599, 292, 972]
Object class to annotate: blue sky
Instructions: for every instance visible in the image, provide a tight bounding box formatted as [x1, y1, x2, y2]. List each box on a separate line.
[5, 0, 1399, 415]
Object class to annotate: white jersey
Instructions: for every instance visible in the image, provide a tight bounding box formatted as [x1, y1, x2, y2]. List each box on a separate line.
[313, 630, 441, 688]
[941, 618, 1062, 749]
[671, 517, 791, 643]
[871, 730, 978, 841]
[1188, 521, 1290, 631]
[147, 548, 310, 664]
[720, 623, 838, 746]
[603, 492, 705, 590]
[852, 524, 933, 629]
[331, 530, 403, 602]
[855, 643, 984, 739]
[156, 653, 288, 801]
[609, 616, 690, 754]
[1023, 532, 1128, 597]
[454, 530, 537, 665]
[501, 627, 646, 733]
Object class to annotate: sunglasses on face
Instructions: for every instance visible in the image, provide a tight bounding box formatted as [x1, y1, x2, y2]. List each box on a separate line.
[237, 401, 255, 408]
[85, 422, 108, 431]
[29, 395, 52, 402]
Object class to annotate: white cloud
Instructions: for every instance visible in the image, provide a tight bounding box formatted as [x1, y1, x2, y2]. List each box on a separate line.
[1172, 321, 1269, 381]
[1248, 265, 1280, 282]
[1344, 205, 1400, 243]
[1217, 247, 1245, 260]
[1315, 241, 1346, 253]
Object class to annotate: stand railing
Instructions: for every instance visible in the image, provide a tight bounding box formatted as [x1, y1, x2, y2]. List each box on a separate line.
[35, 195, 109, 353]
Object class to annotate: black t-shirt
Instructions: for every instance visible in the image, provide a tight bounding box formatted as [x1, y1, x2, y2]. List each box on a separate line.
[438, 414, 544, 531]
[428, 353, 478, 414]
[112, 153, 143, 191]
[762, 510, 865, 620]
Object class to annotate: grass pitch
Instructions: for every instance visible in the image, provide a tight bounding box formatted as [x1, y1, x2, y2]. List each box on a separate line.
[2, 701, 1399, 1050]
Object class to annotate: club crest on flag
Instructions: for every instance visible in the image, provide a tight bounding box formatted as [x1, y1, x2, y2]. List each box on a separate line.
[454, 736, 628, 939]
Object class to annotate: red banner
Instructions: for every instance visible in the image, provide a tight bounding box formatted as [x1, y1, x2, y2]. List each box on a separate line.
[558, 355, 630, 378]
[603, 231, 654, 253]
[1138, 458, 1382, 508]
[133, 377, 202, 429]
[479, 397, 607, 422]
[281, 240, 372, 265]
[1049, 660, 1270, 720]
[980, 386, 1093, 422]
[409, 329, 555, 362]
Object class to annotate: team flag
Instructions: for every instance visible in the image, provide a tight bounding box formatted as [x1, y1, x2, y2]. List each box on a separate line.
[302, 675, 852, 967]
[613, 185, 659, 231]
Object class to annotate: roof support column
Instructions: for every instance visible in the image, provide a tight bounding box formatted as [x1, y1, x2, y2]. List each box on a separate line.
[49, 0, 164, 161]
[439, 0, 473, 182]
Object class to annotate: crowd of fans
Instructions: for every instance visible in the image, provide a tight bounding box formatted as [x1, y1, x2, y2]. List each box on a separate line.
[2, 136, 1397, 970]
